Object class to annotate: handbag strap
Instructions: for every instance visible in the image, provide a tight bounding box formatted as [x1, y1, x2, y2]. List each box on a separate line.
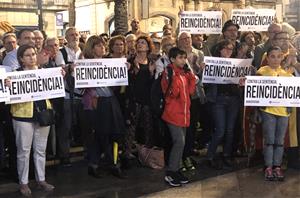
[139, 145, 152, 163]
[34, 100, 47, 113]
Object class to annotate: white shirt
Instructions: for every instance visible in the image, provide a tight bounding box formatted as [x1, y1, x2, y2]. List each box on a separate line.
[55, 46, 82, 99]
[55, 46, 81, 65]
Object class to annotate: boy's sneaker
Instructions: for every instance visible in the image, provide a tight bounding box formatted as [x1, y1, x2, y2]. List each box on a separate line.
[183, 157, 196, 171]
[165, 171, 182, 187]
[176, 171, 190, 184]
[273, 167, 285, 181]
[264, 167, 274, 181]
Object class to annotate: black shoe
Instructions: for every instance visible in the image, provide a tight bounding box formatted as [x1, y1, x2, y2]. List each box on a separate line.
[208, 159, 222, 170]
[88, 166, 104, 178]
[110, 165, 127, 179]
[176, 171, 189, 184]
[60, 158, 72, 167]
[164, 171, 181, 187]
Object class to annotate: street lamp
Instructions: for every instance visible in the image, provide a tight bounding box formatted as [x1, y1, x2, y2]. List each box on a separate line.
[37, 0, 43, 30]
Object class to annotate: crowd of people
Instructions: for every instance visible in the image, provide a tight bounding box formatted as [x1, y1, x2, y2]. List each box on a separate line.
[0, 16, 300, 196]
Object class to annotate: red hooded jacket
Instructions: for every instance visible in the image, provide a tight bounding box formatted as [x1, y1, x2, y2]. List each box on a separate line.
[161, 63, 196, 127]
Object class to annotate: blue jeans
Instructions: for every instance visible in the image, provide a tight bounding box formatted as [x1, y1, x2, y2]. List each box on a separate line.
[207, 96, 240, 159]
[261, 111, 288, 167]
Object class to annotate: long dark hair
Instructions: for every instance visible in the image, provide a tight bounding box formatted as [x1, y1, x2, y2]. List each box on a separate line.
[212, 39, 234, 57]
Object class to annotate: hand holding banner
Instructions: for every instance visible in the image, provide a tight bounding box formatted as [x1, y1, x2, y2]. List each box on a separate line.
[179, 11, 222, 34]
[202, 57, 253, 84]
[74, 58, 128, 88]
[6, 67, 65, 104]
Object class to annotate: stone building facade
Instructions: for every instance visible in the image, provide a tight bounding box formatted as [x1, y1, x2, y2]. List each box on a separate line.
[75, 0, 280, 35]
[0, 0, 69, 36]
[1, 0, 290, 36]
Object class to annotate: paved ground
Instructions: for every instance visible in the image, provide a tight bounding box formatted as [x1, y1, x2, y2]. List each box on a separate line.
[0, 158, 299, 198]
[143, 168, 300, 198]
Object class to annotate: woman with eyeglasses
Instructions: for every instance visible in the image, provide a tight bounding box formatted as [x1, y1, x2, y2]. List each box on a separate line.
[205, 39, 241, 170]
[6, 45, 58, 196]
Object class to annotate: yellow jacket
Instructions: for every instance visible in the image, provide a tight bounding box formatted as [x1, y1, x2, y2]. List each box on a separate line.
[11, 100, 52, 118]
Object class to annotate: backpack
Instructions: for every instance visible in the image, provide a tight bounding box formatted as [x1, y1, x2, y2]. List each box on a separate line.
[150, 65, 173, 116]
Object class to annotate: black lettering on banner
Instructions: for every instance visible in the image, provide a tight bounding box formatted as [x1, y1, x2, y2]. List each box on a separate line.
[76, 68, 82, 80]
[204, 64, 251, 78]
[120, 67, 126, 78]
[232, 15, 274, 26]
[180, 18, 185, 28]
[103, 66, 108, 79]
[180, 17, 221, 28]
[76, 66, 128, 80]
[204, 65, 210, 76]
[251, 85, 256, 97]
[0, 79, 5, 93]
[246, 85, 252, 98]
[246, 84, 300, 100]
[9, 77, 63, 95]
[265, 86, 270, 98]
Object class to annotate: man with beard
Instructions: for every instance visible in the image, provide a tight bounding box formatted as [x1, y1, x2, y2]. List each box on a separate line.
[55, 27, 84, 167]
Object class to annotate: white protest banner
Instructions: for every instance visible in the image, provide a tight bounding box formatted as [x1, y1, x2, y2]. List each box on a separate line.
[179, 11, 222, 34]
[244, 76, 300, 107]
[74, 58, 128, 88]
[231, 9, 275, 31]
[202, 57, 253, 84]
[6, 67, 65, 104]
[0, 68, 9, 102]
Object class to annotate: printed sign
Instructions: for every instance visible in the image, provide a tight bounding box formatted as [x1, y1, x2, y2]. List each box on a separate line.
[244, 76, 300, 107]
[231, 9, 276, 31]
[0, 68, 9, 102]
[6, 67, 65, 104]
[74, 58, 128, 88]
[179, 11, 222, 34]
[202, 57, 253, 84]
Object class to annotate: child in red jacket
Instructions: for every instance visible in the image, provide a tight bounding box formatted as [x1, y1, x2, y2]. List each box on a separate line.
[161, 47, 196, 187]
